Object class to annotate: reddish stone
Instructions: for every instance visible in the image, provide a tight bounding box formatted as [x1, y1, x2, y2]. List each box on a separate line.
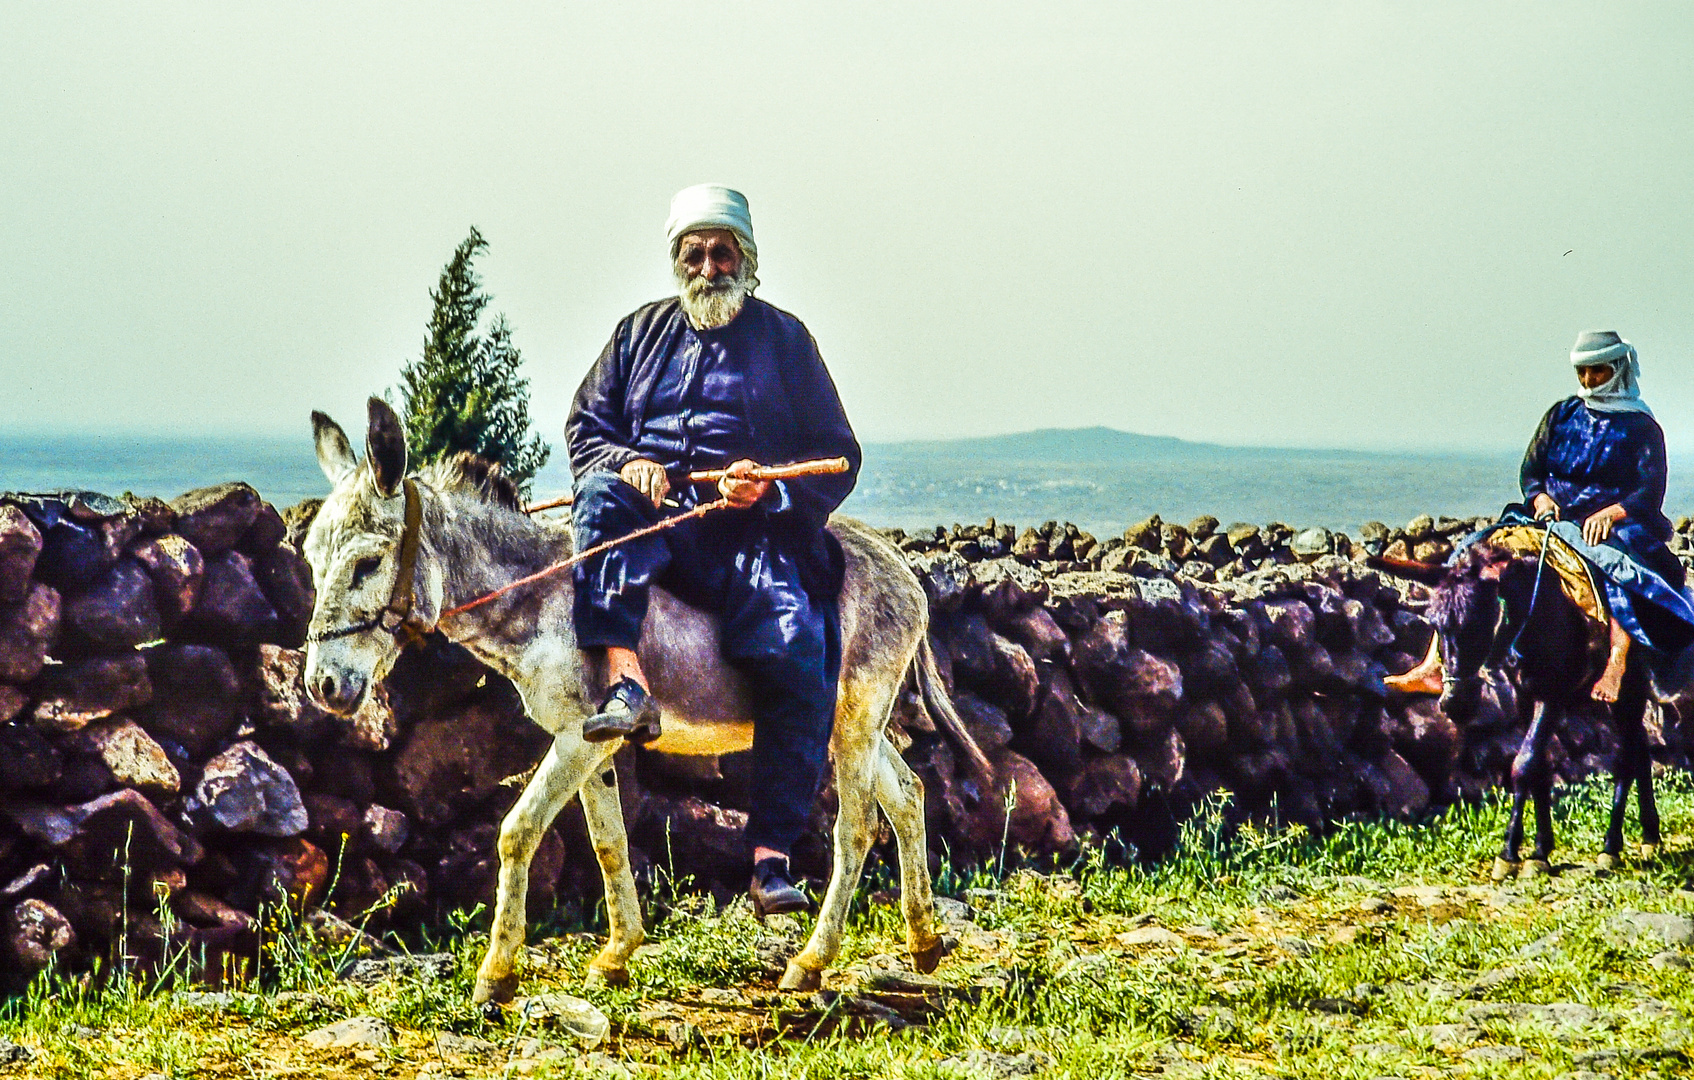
[1063, 755, 1143, 820]
[635, 795, 750, 885]
[1367, 749, 1431, 818]
[1, 863, 52, 900]
[1383, 698, 1462, 782]
[0, 582, 61, 683]
[1132, 727, 1187, 791]
[174, 890, 256, 932]
[63, 717, 179, 794]
[947, 614, 1039, 718]
[30, 654, 152, 734]
[341, 682, 398, 753]
[995, 750, 1077, 856]
[254, 544, 314, 648]
[999, 605, 1069, 664]
[181, 550, 279, 645]
[251, 837, 330, 908]
[127, 533, 203, 626]
[4, 788, 203, 872]
[62, 558, 160, 650]
[4, 898, 75, 974]
[302, 792, 363, 851]
[1074, 611, 1183, 711]
[0, 684, 25, 723]
[383, 699, 549, 825]
[362, 805, 410, 855]
[253, 645, 326, 730]
[1176, 700, 1230, 755]
[953, 692, 1013, 752]
[49, 755, 117, 803]
[1260, 599, 1316, 651]
[187, 741, 308, 837]
[238, 502, 287, 555]
[169, 483, 262, 557]
[0, 506, 42, 605]
[140, 644, 240, 757]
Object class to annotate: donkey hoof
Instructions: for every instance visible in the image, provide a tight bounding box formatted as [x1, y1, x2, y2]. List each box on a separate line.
[1490, 858, 1519, 882]
[1519, 858, 1552, 878]
[1595, 852, 1619, 871]
[1640, 843, 1660, 861]
[586, 964, 630, 988]
[910, 936, 946, 975]
[778, 961, 822, 993]
[472, 972, 520, 1005]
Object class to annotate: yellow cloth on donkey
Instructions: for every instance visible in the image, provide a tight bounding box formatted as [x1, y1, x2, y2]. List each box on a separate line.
[1485, 525, 1607, 629]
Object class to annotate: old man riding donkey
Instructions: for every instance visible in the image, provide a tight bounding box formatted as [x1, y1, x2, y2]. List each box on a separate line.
[301, 185, 987, 1003]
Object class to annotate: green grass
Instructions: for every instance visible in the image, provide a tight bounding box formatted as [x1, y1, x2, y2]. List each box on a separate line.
[4, 774, 1693, 1078]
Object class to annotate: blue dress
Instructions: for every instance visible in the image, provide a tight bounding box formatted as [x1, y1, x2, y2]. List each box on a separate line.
[1516, 397, 1692, 651]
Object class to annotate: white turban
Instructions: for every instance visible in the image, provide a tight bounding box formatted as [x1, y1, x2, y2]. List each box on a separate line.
[665, 184, 756, 260]
[1570, 330, 1652, 416]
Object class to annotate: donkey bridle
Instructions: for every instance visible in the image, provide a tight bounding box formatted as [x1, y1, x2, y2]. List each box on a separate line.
[306, 477, 427, 646]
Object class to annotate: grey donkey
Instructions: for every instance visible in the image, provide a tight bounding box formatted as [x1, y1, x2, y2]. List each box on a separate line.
[301, 399, 990, 1002]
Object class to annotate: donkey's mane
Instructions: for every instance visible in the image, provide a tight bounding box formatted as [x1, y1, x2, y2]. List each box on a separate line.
[418, 452, 523, 511]
[1428, 542, 1517, 629]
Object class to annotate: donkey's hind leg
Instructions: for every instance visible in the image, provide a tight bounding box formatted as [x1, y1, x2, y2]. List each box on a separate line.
[474, 735, 613, 1004]
[874, 735, 945, 973]
[781, 682, 887, 992]
[578, 758, 645, 985]
[1603, 684, 1650, 866]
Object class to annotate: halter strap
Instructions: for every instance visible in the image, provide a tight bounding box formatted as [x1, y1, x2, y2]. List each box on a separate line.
[307, 477, 428, 647]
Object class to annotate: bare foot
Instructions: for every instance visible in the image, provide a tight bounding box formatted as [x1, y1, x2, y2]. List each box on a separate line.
[1385, 660, 1444, 695]
[1591, 665, 1623, 703]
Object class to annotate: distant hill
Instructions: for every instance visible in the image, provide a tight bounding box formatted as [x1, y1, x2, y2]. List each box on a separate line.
[869, 426, 1438, 464]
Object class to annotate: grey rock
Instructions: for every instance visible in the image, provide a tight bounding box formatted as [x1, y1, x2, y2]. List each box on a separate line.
[186, 740, 308, 836]
[1651, 950, 1691, 970]
[938, 1049, 1054, 1078]
[342, 952, 455, 985]
[1608, 910, 1694, 947]
[1411, 1022, 1483, 1049]
[1461, 1045, 1525, 1063]
[911, 551, 972, 611]
[1464, 1001, 1604, 1029]
[429, 1032, 499, 1058]
[1291, 527, 1334, 562]
[515, 993, 610, 1047]
[301, 1016, 393, 1049]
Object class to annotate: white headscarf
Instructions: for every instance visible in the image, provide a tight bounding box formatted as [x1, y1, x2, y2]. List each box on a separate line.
[665, 184, 756, 260]
[1570, 330, 1652, 416]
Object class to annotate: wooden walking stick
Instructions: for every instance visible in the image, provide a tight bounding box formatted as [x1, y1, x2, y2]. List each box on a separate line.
[523, 457, 850, 514]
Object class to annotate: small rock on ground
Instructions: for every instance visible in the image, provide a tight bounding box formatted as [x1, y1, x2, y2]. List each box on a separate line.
[1461, 1045, 1526, 1063]
[515, 993, 611, 1048]
[939, 1049, 1054, 1078]
[0, 1037, 34, 1063]
[1607, 910, 1694, 947]
[301, 1016, 393, 1049]
[1411, 1022, 1483, 1049]
[342, 951, 456, 985]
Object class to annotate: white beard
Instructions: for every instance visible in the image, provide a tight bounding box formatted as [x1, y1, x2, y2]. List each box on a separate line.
[675, 259, 757, 330]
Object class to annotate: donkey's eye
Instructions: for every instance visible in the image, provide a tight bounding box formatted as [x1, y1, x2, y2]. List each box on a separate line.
[350, 557, 382, 587]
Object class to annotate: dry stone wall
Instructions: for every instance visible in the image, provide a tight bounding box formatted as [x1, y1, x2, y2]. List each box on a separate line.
[1, 489, 1689, 986]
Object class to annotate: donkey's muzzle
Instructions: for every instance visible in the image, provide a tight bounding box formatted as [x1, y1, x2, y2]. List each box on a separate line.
[309, 671, 367, 717]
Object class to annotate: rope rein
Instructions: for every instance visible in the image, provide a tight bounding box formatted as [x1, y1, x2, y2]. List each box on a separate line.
[437, 497, 732, 622]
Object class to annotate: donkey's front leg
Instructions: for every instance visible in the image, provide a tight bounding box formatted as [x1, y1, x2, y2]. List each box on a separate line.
[473, 736, 612, 1004]
[578, 758, 644, 985]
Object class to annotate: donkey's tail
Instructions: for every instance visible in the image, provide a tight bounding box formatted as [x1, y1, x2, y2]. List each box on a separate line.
[913, 635, 994, 785]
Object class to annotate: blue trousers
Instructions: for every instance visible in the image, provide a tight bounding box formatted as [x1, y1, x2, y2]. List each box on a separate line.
[570, 470, 840, 855]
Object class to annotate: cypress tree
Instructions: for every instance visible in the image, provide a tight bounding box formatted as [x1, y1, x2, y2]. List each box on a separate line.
[398, 227, 550, 493]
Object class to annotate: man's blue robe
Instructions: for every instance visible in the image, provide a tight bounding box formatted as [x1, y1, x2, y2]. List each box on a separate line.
[565, 295, 861, 854]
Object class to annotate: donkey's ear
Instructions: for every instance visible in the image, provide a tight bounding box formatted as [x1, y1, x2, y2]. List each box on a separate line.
[365, 397, 408, 497]
[1365, 554, 1448, 586]
[312, 411, 358, 485]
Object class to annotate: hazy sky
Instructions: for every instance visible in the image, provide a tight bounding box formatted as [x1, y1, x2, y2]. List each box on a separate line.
[4, 4, 1691, 453]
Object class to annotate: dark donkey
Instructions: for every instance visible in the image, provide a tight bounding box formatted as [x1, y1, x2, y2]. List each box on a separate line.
[1376, 539, 1659, 880]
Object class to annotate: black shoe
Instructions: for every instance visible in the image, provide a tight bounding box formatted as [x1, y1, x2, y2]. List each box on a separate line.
[749, 857, 810, 917]
[582, 677, 661, 744]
